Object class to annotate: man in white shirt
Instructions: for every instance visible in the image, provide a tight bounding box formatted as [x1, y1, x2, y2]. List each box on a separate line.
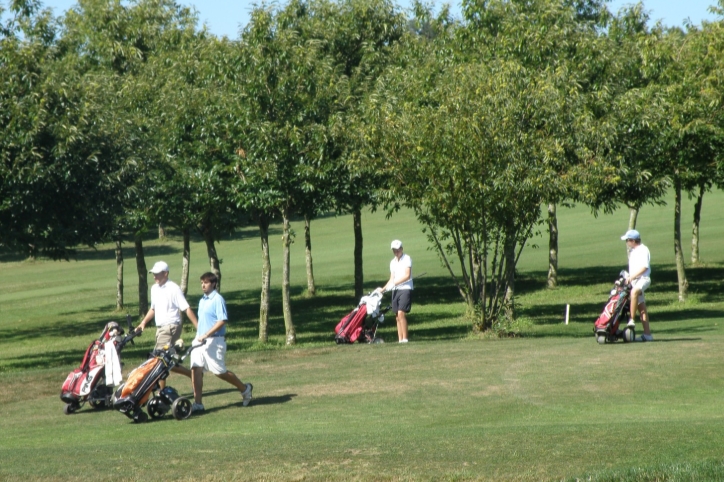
[376, 240, 413, 343]
[138, 261, 199, 386]
[621, 230, 653, 341]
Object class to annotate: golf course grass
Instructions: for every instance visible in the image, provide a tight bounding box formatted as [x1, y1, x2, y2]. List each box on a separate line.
[1, 190, 724, 481]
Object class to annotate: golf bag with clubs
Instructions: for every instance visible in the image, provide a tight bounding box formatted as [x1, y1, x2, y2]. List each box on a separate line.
[594, 270, 635, 344]
[60, 317, 141, 415]
[335, 291, 389, 344]
[112, 339, 204, 423]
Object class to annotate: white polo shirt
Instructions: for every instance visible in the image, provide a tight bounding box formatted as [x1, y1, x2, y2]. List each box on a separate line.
[390, 254, 413, 290]
[150, 280, 190, 327]
[628, 243, 651, 280]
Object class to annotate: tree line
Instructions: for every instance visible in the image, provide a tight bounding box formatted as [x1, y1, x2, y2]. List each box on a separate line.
[2, 0, 723, 338]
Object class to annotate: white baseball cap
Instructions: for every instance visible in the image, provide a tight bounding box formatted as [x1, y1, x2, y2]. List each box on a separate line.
[149, 261, 170, 274]
[620, 229, 641, 241]
[390, 240, 402, 250]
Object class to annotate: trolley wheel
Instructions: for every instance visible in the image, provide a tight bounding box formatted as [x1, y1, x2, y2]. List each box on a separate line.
[372, 337, 384, 344]
[132, 410, 148, 423]
[172, 397, 193, 420]
[596, 335, 606, 345]
[89, 398, 105, 409]
[63, 402, 79, 415]
[623, 327, 635, 343]
[147, 397, 167, 419]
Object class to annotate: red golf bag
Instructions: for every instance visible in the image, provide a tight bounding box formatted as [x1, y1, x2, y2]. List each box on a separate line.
[335, 291, 388, 344]
[594, 271, 635, 344]
[60, 320, 140, 414]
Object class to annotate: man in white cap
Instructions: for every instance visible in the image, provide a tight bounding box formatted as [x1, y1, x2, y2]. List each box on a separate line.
[621, 230, 653, 341]
[138, 260, 198, 386]
[376, 240, 413, 343]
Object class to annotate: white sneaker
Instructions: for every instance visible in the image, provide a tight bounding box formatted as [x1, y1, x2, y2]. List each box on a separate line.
[191, 402, 205, 413]
[399, 339, 408, 343]
[627, 319, 635, 328]
[242, 383, 253, 406]
[637, 334, 654, 342]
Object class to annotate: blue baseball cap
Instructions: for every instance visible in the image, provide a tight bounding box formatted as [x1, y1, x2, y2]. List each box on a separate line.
[620, 229, 640, 241]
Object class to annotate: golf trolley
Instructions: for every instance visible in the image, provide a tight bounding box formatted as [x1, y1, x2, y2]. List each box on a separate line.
[60, 316, 141, 415]
[335, 291, 390, 344]
[594, 271, 636, 344]
[112, 339, 205, 423]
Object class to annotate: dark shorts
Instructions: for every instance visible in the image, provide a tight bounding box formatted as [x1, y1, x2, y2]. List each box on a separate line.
[391, 289, 412, 313]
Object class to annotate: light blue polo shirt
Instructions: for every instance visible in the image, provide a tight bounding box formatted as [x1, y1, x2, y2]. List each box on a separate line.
[197, 290, 227, 337]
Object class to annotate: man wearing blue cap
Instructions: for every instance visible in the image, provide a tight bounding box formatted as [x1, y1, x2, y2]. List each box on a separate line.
[621, 229, 653, 341]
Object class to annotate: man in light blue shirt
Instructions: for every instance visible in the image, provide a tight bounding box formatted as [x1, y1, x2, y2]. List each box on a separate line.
[189, 272, 253, 413]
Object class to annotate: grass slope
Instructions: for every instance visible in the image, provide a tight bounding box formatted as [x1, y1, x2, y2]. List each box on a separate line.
[1, 190, 724, 481]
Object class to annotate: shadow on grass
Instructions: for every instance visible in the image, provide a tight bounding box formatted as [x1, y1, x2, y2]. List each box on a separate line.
[540, 264, 724, 299]
[75, 244, 181, 262]
[0, 342, 157, 372]
[4, 265, 722, 370]
[221, 276, 467, 345]
[650, 337, 703, 342]
[202, 394, 297, 413]
[0, 308, 135, 342]
[520, 301, 724, 326]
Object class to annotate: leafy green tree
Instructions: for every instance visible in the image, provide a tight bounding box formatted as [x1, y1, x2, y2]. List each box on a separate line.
[232, 3, 337, 344]
[367, 0, 621, 327]
[0, 1, 126, 260]
[573, 5, 671, 226]
[371, 26, 582, 329]
[58, 0, 203, 313]
[647, 25, 724, 300]
[682, 16, 724, 265]
[148, 33, 242, 294]
[315, 0, 407, 299]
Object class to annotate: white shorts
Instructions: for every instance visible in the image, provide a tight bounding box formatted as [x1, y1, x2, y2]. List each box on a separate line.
[632, 276, 651, 303]
[189, 337, 227, 375]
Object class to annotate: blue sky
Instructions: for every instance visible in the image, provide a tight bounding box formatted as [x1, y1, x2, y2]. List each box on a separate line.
[3, 1, 721, 38]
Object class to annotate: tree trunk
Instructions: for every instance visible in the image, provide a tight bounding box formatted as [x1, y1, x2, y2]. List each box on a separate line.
[158, 223, 167, 240]
[180, 227, 190, 297]
[134, 235, 148, 317]
[674, 177, 689, 302]
[628, 206, 638, 230]
[201, 221, 221, 292]
[115, 238, 124, 311]
[281, 208, 296, 345]
[304, 214, 316, 296]
[353, 207, 363, 299]
[691, 183, 704, 265]
[547, 202, 558, 289]
[503, 221, 516, 318]
[259, 213, 270, 343]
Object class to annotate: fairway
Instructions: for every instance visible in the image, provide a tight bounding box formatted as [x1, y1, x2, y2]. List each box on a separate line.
[1, 191, 724, 481]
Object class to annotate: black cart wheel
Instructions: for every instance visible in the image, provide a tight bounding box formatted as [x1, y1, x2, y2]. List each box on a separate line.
[132, 410, 148, 423]
[147, 397, 167, 419]
[63, 402, 79, 415]
[172, 397, 193, 420]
